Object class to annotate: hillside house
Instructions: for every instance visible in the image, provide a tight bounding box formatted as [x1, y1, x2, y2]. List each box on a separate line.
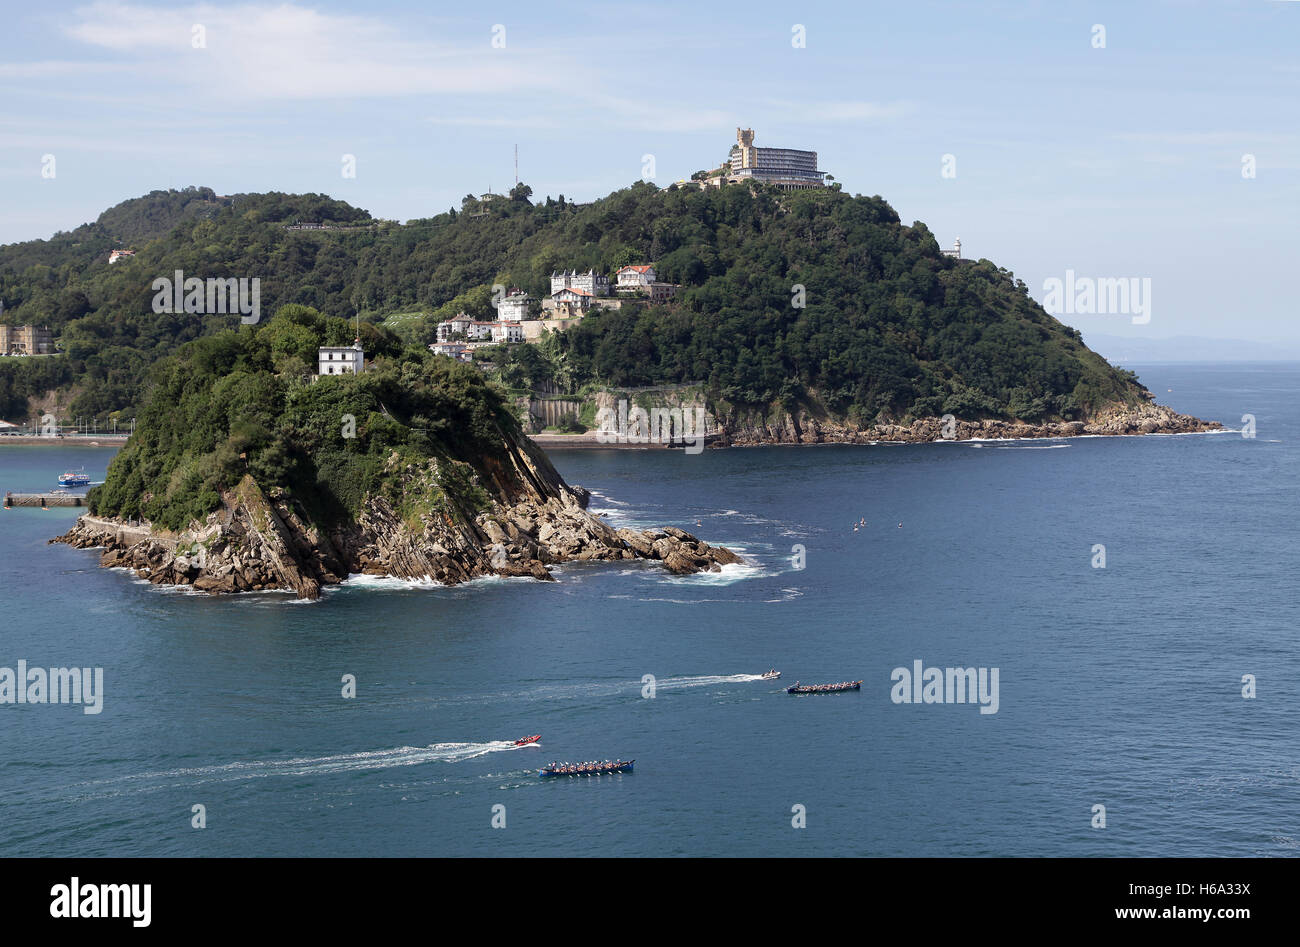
[491, 322, 525, 344]
[318, 343, 364, 376]
[497, 290, 530, 322]
[615, 264, 656, 291]
[550, 269, 609, 297]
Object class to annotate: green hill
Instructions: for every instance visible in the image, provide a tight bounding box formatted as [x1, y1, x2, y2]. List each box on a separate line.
[3, 181, 1158, 428]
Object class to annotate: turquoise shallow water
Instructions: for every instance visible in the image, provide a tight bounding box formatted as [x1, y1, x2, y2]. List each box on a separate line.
[0, 363, 1295, 856]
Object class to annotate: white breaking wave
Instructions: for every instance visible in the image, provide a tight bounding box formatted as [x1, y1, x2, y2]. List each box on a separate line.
[672, 559, 769, 585]
[585, 490, 630, 507]
[338, 572, 511, 593]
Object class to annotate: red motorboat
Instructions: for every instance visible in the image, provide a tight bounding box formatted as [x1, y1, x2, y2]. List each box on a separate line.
[512, 734, 542, 746]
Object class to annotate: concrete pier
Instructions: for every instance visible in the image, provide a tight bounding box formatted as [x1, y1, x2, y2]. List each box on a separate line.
[4, 492, 89, 508]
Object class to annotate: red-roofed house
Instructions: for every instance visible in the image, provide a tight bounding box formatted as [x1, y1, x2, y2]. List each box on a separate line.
[615, 264, 656, 291]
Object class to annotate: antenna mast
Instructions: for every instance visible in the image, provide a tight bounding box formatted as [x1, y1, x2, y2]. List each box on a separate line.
[514, 144, 518, 186]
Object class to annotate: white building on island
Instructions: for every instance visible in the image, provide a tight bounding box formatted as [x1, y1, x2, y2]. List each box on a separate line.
[318, 342, 364, 376]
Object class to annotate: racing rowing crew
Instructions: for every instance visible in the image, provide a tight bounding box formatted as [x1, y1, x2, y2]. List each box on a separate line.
[786, 681, 862, 695]
[539, 760, 634, 777]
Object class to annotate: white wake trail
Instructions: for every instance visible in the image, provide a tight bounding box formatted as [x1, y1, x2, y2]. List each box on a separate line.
[73, 741, 533, 796]
[655, 673, 769, 688]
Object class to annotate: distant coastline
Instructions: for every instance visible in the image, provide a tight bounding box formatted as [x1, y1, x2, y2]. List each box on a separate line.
[1, 417, 1220, 453]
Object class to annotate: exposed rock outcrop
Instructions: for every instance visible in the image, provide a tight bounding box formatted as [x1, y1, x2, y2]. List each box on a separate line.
[714, 400, 1220, 446]
[51, 438, 742, 601]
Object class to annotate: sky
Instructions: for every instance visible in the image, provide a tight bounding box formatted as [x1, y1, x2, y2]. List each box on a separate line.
[1, 0, 1297, 351]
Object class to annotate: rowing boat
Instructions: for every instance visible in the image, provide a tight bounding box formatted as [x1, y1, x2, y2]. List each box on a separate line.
[786, 681, 862, 694]
[539, 760, 634, 777]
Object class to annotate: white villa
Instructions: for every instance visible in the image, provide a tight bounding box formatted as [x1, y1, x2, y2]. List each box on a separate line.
[551, 286, 598, 310]
[318, 342, 364, 376]
[430, 341, 477, 361]
[427, 259, 680, 353]
[615, 264, 677, 304]
[108, 249, 135, 264]
[615, 264, 656, 291]
[436, 313, 495, 342]
[550, 269, 609, 297]
[436, 314, 472, 341]
[497, 290, 530, 322]
[491, 322, 525, 344]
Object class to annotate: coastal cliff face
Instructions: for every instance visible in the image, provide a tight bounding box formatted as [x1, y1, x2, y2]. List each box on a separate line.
[52, 437, 741, 600]
[713, 400, 1221, 446]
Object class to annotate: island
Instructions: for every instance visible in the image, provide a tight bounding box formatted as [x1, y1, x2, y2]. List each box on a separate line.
[51, 307, 739, 599]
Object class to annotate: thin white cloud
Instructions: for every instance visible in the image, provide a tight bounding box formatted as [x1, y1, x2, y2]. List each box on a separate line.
[63, 1, 564, 100]
[0, 60, 133, 78]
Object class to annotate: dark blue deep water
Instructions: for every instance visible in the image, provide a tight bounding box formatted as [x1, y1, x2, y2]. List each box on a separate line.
[1, 363, 1296, 857]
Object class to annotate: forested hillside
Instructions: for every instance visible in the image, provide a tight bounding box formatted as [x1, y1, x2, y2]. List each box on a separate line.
[1, 181, 1149, 427]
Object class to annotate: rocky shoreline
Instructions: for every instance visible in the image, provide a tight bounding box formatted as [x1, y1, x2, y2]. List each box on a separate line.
[714, 401, 1221, 446]
[51, 466, 741, 601]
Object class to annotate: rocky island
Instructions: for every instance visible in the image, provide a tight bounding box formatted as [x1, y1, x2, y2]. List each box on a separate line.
[51, 307, 739, 600]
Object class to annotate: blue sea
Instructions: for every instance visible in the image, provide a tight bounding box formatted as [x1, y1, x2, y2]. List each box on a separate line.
[1, 363, 1296, 857]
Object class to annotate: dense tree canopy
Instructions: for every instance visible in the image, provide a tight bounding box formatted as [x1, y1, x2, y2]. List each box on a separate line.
[89, 305, 513, 531]
[1, 180, 1146, 426]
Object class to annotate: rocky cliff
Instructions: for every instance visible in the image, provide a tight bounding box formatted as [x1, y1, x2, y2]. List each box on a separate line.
[52, 433, 741, 600]
[713, 400, 1220, 446]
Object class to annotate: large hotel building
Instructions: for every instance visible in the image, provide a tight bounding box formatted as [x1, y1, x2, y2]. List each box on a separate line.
[726, 128, 827, 190]
[0, 324, 54, 355]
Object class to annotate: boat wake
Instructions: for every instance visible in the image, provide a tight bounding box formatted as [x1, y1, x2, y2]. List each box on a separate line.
[654, 673, 770, 688]
[421, 672, 777, 706]
[69, 741, 532, 797]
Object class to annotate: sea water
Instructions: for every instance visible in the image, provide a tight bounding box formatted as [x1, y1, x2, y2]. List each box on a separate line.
[0, 363, 1295, 856]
